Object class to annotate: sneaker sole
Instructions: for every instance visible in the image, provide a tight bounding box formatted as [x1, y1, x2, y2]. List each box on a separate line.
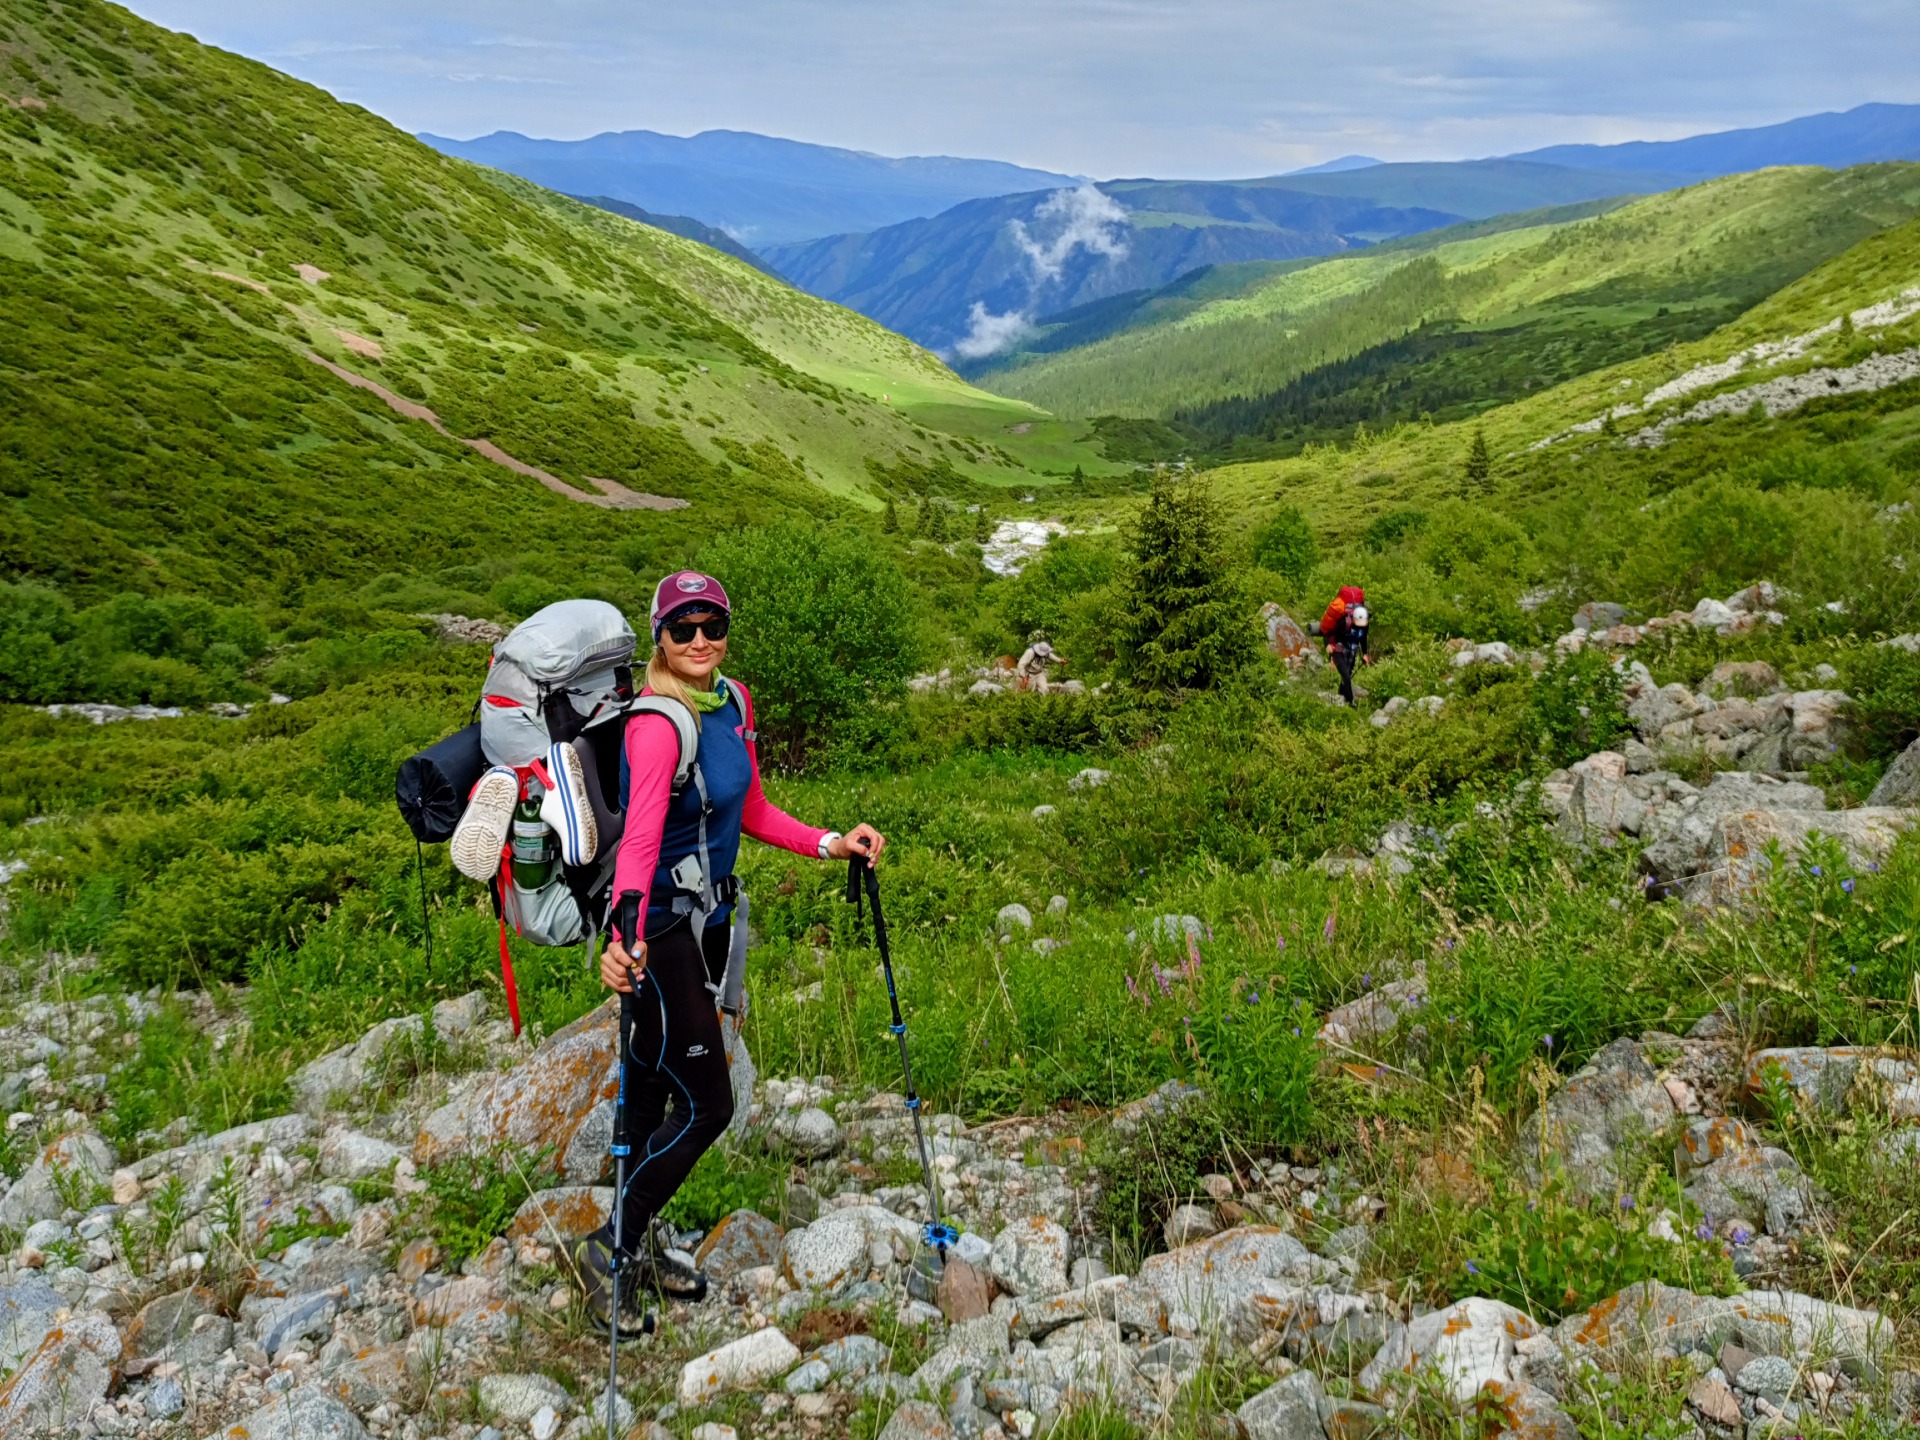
[541, 741, 598, 867]
[451, 768, 518, 881]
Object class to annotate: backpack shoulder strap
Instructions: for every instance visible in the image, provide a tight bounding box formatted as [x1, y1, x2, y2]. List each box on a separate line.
[721, 677, 758, 743]
[625, 694, 700, 792]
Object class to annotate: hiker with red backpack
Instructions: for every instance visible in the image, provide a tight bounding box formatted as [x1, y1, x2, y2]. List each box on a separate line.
[1320, 585, 1372, 707]
[567, 571, 884, 1328]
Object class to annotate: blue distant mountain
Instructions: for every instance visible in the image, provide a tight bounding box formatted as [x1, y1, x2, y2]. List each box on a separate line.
[1503, 102, 1920, 177]
[1287, 155, 1383, 175]
[418, 128, 1075, 247]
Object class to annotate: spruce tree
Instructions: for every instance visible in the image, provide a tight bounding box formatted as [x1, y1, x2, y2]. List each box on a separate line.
[1114, 471, 1252, 691]
[882, 499, 899, 534]
[974, 506, 991, 543]
[926, 501, 949, 542]
[1464, 427, 1491, 487]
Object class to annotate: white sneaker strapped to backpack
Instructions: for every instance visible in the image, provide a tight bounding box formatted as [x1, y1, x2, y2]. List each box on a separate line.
[398, 597, 750, 1035]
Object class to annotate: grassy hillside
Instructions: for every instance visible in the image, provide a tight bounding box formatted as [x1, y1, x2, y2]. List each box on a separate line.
[0, 0, 1102, 631]
[1186, 214, 1920, 647]
[982, 164, 1920, 432]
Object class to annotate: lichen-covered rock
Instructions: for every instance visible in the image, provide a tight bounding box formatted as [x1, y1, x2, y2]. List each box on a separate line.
[1479, 1379, 1579, 1439]
[1688, 807, 1913, 906]
[318, 1127, 404, 1182]
[0, 1277, 64, 1372]
[1724, 1289, 1889, 1377]
[677, 1326, 801, 1405]
[210, 1383, 369, 1440]
[1361, 1296, 1539, 1403]
[1868, 737, 1920, 807]
[0, 1129, 117, 1227]
[990, 1216, 1071, 1297]
[1237, 1369, 1330, 1440]
[695, 1209, 786, 1280]
[1554, 1281, 1739, 1363]
[877, 1399, 955, 1440]
[782, 1205, 919, 1291]
[766, 1106, 840, 1159]
[1517, 1038, 1674, 1194]
[479, 1372, 569, 1423]
[123, 1287, 232, 1372]
[0, 1309, 120, 1431]
[506, 1186, 615, 1244]
[1137, 1227, 1339, 1334]
[412, 1275, 516, 1337]
[413, 1001, 618, 1181]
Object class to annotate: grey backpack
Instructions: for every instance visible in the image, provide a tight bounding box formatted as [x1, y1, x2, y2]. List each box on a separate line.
[480, 599, 639, 767]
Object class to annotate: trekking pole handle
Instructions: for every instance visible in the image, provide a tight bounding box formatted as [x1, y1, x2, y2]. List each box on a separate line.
[614, 890, 643, 953]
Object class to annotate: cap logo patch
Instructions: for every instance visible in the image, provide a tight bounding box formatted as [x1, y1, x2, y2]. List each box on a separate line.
[675, 575, 708, 593]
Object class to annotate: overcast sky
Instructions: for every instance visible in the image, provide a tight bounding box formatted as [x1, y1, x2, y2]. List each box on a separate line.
[127, 0, 1920, 178]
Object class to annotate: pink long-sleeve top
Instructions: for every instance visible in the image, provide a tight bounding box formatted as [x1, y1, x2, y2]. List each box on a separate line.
[611, 680, 829, 941]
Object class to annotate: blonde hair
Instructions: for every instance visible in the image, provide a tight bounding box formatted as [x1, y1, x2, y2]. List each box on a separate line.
[645, 646, 703, 729]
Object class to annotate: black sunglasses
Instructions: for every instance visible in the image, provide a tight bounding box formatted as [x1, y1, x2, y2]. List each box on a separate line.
[663, 614, 730, 645]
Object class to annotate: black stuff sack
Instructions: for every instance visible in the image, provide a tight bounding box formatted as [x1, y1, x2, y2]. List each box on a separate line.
[395, 723, 488, 844]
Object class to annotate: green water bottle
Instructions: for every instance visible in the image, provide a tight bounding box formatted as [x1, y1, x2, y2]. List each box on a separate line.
[510, 795, 556, 890]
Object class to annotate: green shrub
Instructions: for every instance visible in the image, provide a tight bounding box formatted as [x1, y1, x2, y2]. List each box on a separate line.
[1527, 649, 1631, 765]
[699, 523, 923, 768]
[1441, 1169, 1737, 1320]
[414, 1148, 557, 1265]
[1249, 506, 1319, 585]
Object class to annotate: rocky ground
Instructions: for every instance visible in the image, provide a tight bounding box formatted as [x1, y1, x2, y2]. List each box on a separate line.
[0, 938, 1915, 1440]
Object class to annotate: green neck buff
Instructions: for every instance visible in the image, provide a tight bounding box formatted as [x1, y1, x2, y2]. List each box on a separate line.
[685, 677, 730, 714]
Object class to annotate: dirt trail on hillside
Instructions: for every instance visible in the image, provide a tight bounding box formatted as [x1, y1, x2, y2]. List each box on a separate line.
[304, 353, 689, 512]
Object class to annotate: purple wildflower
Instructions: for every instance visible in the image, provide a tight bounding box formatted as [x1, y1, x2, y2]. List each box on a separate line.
[1850, 965, 1858, 976]
[1842, 879, 1854, 894]
[1695, 1220, 1714, 1241]
[1811, 865, 1823, 877]
[1542, 1034, 1555, 1049]
[1277, 937, 1287, 954]
[1619, 1194, 1634, 1211]
[1323, 913, 1336, 941]
[1730, 1225, 1753, 1246]
[1292, 1027, 1301, 1037]
[1126, 974, 1142, 1001]
[1465, 1260, 1480, 1275]
[1362, 972, 1373, 990]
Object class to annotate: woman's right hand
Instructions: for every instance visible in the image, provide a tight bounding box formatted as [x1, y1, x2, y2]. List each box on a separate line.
[602, 936, 647, 994]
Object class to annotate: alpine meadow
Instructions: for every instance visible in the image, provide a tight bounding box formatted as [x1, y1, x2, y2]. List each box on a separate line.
[2, 3, 1920, 1440]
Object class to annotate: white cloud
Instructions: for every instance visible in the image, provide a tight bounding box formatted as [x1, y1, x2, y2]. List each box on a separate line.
[950, 302, 1034, 359]
[1010, 183, 1130, 284]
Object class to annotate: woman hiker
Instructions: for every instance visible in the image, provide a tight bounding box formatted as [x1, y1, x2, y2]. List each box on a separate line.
[570, 570, 886, 1330]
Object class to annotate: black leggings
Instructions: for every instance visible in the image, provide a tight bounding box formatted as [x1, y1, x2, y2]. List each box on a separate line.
[602, 920, 736, 1255]
[1332, 646, 1357, 705]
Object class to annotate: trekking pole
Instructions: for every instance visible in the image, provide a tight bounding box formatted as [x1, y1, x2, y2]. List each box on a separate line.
[606, 891, 641, 1440]
[847, 854, 955, 1264]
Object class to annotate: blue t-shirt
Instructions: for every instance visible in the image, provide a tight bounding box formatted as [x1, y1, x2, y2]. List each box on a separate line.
[626, 688, 752, 939]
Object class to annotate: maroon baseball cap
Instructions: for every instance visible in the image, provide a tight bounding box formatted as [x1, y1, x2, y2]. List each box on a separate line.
[650, 570, 730, 639]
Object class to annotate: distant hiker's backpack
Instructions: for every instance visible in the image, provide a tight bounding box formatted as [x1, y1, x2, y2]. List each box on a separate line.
[1319, 597, 1348, 640]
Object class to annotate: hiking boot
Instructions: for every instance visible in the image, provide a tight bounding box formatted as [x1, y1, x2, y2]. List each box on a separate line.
[568, 1233, 656, 1336]
[539, 739, 598, 867]
[641, 1216, 709, 1302]
[451, 766, 518, 881]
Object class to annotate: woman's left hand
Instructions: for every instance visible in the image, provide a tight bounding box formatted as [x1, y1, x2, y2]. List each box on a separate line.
[828, 824, 887, 864]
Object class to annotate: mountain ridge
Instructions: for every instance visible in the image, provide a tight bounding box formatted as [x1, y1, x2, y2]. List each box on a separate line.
[418, 128, 1076, 247]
